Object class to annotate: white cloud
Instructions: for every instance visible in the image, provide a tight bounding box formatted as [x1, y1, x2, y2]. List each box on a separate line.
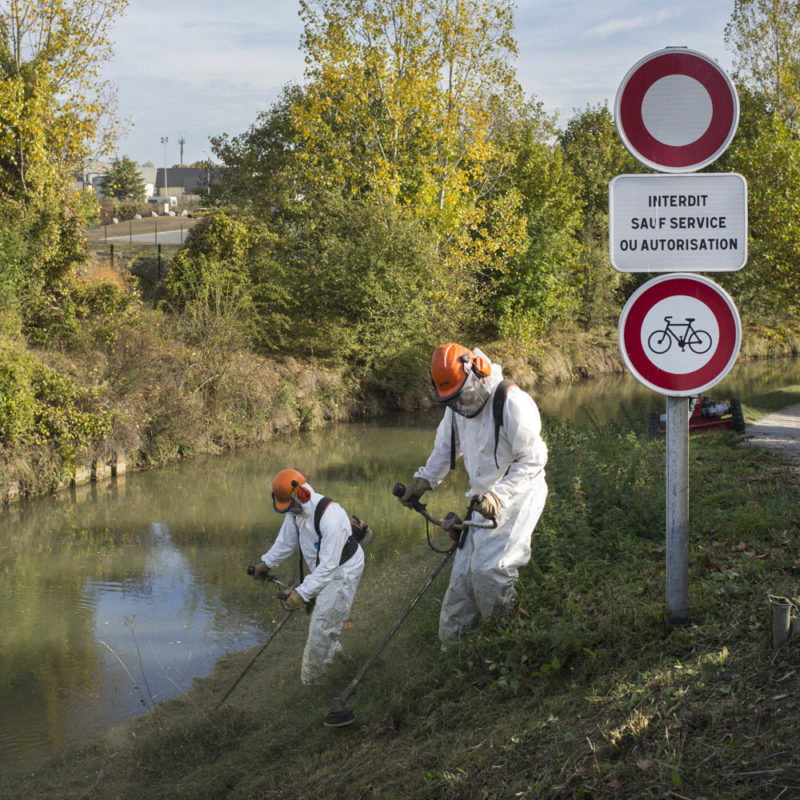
[584, 15, 657, 39]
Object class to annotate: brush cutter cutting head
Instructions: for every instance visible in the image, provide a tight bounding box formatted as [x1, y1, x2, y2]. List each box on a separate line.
[323, 698, 356, 727]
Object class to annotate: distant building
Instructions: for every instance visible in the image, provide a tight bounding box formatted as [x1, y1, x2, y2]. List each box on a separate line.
[75, 161, 156, 200]
[154, 166, 222, 201]
[139, 166, 157, 199]
[75, 161, 108, 193]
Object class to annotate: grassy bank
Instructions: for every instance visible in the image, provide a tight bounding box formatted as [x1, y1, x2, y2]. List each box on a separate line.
[4, 283, 800, 506]
[1, 388, 798, 799]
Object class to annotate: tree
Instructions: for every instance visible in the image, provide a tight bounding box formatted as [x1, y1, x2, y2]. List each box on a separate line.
[100, 155, 146, 201]
[725, 0, 800, 132]
[713, 88, 800, 318]
[490, 103, 583, 344]
[0, 0, 128, 340]
[0, 0, 129, 200]
[293, 0, 527, 305]
[559, 104, 642, 328]
[211, 84, 305, 218]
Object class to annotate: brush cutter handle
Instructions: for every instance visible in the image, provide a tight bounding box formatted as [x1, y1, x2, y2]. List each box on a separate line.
[392, 481, 427, 513]
[246, 565, 289, 590]
[392, 482, 497, 530]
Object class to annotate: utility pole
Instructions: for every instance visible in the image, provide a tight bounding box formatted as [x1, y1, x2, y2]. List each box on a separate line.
[160, 136, 169, 200]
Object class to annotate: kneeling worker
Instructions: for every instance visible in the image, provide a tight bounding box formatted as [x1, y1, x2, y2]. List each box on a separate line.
[251, 468, 364, 685]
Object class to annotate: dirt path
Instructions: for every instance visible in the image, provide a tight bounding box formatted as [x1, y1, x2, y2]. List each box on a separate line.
[744, 403, 800, 464]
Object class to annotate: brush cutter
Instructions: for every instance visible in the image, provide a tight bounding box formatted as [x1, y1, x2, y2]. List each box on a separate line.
[322, 483, 496, 728]
[215, 570, 299, 709]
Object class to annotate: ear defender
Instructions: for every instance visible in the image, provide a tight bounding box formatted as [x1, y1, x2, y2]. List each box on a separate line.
[291, 480, 311, 503]
[472, 353, 491, 378]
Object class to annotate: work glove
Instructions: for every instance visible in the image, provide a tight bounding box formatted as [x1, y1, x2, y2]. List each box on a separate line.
[283, 589, 306, 612]
[475, 491, 502, 519]
[400, 477, 431, 507]
[251, 562, 270, 581]
[441, 512, 463, 543]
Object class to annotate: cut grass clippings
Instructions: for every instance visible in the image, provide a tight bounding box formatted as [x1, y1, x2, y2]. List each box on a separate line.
[1, 395, 799, 799]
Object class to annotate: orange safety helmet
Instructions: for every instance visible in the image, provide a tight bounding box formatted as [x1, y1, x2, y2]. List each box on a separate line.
[272, 468, 310, 512]
[430, 343, 491, 402]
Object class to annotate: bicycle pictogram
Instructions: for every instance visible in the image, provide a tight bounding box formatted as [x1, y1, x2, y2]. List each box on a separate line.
[647, 316, 713, 355]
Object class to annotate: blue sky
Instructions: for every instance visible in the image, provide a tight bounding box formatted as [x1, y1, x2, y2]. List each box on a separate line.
[103, 1, 737, 167]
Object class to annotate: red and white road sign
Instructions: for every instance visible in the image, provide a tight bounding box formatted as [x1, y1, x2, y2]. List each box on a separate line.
[615, 47, 739, 173]
[618, 273, 741, 396]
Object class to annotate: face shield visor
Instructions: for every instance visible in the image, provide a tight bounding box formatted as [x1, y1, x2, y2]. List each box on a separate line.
[442, 368, 490, 418]
[272, 488, 305, 514]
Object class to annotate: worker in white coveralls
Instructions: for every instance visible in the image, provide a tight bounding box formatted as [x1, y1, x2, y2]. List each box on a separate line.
[399, 343, 548, 644]
[251, 468, 364, 684]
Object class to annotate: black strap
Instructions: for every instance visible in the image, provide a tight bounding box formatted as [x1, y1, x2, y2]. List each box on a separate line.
[314, 496, 333, 539]
[313, 496, 357, 566]
[449, 411, 457, 471]
[493, 380, 516, 468]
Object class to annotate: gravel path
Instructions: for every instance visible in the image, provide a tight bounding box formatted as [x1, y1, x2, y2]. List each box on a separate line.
[744, 403, 800, 464]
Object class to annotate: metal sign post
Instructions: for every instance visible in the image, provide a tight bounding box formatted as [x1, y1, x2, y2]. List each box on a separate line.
[613, 47, 745, 622]
[666, 396, 690, 622]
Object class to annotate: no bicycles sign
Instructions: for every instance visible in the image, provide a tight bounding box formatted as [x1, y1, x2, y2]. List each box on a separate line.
[618, 273, 741, 396]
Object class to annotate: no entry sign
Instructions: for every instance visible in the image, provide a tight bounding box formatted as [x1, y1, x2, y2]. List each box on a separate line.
[618, 273, 741, 396]
[615, 47, 739, 172]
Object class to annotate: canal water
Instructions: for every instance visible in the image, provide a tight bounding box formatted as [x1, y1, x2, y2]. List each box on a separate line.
[1, 359, 799, 771]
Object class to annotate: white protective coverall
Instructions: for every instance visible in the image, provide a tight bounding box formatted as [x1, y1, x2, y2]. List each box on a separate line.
[414, 350, 548, 643]
[261, 485, 364, 684]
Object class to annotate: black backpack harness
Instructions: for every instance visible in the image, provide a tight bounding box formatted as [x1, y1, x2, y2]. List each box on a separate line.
[297, 497, 371, 581]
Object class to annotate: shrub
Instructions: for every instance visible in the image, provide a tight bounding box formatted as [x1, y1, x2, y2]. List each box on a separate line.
[0, 340, 113, 467]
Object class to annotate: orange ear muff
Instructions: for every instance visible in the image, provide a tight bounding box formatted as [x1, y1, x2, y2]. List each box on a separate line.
[472, 354, 491, 378]
[291, 480, 311, 503]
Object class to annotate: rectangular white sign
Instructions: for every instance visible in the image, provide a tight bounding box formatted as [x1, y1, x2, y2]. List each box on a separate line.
[609, 173, 748, 272]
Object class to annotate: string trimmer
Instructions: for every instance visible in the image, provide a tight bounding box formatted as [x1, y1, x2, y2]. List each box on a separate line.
[322, 483, 496, 727]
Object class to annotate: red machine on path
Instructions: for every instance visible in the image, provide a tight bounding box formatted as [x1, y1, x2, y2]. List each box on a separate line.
[648, 396, 745, 438]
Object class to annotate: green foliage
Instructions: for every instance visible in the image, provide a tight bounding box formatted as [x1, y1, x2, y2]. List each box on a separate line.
[283, 192, 446, 378]
[0, 202, 33, 335]
[31, 367, 112, 464]
[164, 199, 455, 383]
[0, 340, 112, 464]
[725, 0, 800, 132]
[560, 104, 640, 219]
[559, 105, 642, 330]
[165, 211, 291, 351]
[0, 0, 129, 201]
[490, 105, 584, 343]
[537, 419, 664, 560]
[0, 341, 37, 444]
[210, 84, 305, 217]
[100, 155, 147, 201]
[0, 193, 95, 342]
[73, 188, 101, 228]
[714, 88, 800, 318]
[293, 0, 528, 318]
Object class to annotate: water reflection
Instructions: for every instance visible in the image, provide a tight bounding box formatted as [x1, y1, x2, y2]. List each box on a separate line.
[1, 356, 800, 771]
[535, 357, 800, 426]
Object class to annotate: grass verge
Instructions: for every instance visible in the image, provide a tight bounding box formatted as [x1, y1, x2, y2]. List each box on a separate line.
[1, 391, 799, 799]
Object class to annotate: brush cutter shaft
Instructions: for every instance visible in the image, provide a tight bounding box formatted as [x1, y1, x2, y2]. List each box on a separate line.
[216, 608, 294, 707]
[331, 547, 454, 710]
